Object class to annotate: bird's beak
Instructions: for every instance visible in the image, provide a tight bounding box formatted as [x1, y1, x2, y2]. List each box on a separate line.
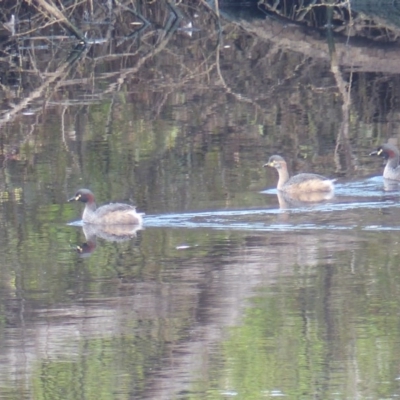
[263, 162, 273, 168]
[68, 194, 80, 202]
[370, 149, 383, 156]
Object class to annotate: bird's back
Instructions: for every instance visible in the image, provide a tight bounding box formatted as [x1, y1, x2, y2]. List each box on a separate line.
[86, 203, 143, 225]
[283, 173, 335, 193]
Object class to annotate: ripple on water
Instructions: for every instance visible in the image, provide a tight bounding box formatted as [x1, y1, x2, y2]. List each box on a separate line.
[67, 177, 400, 232]
[262, 176, 400, 198]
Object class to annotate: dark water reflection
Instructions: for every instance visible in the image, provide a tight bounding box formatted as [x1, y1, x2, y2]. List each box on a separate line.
[5, 224, 400, 399]
[5, 203, 400, 399]
[1, 0, 400, 399]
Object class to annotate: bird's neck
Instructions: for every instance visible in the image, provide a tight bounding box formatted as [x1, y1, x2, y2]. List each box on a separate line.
[384, 157, 400, 179]
[276, 168, 290, 190]
[386, 154, 400, 170]
[82, 201, 97, 221]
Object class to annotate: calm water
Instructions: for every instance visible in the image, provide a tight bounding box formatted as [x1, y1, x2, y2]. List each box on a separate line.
[1, 1, 400, 399]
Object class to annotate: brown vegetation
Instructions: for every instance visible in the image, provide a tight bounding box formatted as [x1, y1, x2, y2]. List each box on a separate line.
[0, 0, 399, 177]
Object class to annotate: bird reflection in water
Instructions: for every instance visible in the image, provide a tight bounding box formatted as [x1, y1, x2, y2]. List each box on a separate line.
[276, 190, 335, 209]
[274, 190, 335, 223]
[75, 223, 143, 256]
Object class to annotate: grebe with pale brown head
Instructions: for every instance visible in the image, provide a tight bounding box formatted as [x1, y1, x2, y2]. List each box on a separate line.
[264, 155, 335, 194]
